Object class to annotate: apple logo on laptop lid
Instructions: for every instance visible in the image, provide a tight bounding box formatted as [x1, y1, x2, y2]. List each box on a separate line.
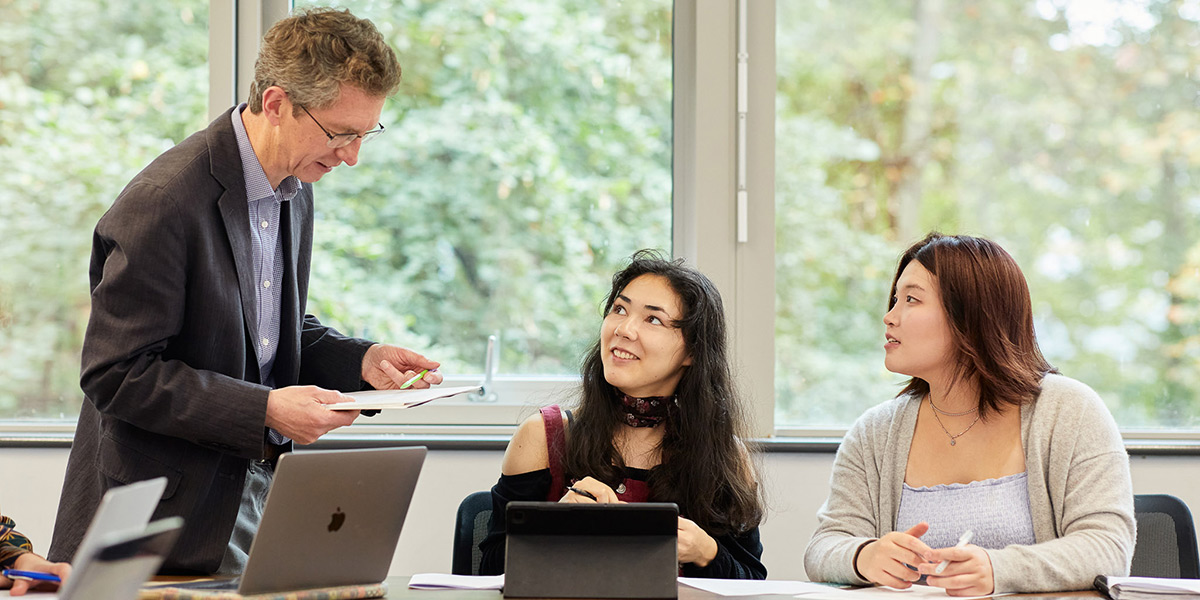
[327, 507, 346, 532]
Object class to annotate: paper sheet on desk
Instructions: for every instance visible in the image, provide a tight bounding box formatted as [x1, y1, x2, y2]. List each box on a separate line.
[327, 385, 482, 410]
[679, 577, 845, 596]
[793, 584, 999, 600]
[408, 573, 505, 590]
[0, 592, 58, 598]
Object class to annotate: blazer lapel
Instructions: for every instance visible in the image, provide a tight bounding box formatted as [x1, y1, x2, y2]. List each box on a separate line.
[218, 193, 259, 349]
[208, 109, 260, 351]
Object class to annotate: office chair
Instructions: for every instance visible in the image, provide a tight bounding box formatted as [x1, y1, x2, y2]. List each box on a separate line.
[1131, 494, 1200, 578]
[452, 490, 494, 575]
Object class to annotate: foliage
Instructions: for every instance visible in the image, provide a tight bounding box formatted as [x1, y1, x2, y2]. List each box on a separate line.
[297, 0, 673, 375]
[0, 0, 208, 416]
[0, 0, 670, 416]
[5, 0, 1197, 430]
[775, 0, 1200, 427]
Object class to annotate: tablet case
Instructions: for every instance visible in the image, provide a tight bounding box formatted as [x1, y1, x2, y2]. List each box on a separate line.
[503, 501, 678, 599]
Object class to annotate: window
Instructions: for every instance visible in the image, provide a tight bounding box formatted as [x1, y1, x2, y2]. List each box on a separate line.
[0, 0, 209, 418]
[6, 0, 1197, 438]
[774, 0, 1200, 430]
[292, 1, 673, 393]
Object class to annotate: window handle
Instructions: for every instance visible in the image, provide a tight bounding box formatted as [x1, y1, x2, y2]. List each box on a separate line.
[475, 334, 499, 402]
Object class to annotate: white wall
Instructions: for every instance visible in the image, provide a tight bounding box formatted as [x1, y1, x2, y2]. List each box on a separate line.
[1, 448, 1197, 581]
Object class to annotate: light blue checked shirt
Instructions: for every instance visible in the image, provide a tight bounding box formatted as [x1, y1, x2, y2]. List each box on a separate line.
[231, 104, 299, 443]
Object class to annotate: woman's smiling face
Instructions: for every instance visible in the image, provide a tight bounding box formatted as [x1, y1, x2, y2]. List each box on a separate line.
[600, 274, 692, 398]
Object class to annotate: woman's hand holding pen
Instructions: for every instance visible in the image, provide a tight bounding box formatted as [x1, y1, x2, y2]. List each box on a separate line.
[855, 522, 933, 589]
[918, 542, 994, 596]
[2, 553, 71, 596]
[677, 517, 718, 567]
[560, 477, 622, 504]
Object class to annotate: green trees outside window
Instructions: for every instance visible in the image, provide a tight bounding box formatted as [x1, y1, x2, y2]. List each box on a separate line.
[0, 0, 671, 418]
[775, 0, 1200, 428]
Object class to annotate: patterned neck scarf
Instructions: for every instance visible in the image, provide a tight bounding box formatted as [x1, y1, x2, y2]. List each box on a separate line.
[618, 393, 674, 428]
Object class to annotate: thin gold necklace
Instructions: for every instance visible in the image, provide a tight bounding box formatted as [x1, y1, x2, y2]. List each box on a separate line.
[930, 402, 981, 446]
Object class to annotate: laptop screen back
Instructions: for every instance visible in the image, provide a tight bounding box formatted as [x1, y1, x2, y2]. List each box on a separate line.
[60, 517, 182, 600]
[503, 501, 678, 599]
[237, 446, 426, 596]
[71, 476, 167, 565]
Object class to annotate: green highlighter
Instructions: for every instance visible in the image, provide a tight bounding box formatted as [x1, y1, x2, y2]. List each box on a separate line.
[399, 368, 429, 389]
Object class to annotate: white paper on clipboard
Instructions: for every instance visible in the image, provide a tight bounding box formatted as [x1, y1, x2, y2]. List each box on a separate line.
[326, 384, 482, 410]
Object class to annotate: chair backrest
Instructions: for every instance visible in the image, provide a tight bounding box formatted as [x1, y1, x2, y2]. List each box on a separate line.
[1132, 494, 1200, 579]
[452, 490, 494, 575]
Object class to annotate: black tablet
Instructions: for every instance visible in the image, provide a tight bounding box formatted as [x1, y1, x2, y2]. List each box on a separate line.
[504, 501, 679, 599]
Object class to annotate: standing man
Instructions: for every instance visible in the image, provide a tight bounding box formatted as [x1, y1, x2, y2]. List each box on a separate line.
[48, 7, 442, 574]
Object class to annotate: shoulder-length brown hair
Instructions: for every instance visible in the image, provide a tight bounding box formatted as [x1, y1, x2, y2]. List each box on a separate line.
[890, 233, 1056, 418]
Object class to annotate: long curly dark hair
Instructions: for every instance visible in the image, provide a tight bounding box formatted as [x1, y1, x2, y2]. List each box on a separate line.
[563, 250, 764, 535]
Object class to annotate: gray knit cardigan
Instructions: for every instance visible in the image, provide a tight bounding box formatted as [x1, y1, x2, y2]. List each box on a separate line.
[803, 374, 1136, 593]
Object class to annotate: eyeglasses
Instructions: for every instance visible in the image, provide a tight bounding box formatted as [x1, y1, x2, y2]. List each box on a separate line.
[299, 105, 385, 149]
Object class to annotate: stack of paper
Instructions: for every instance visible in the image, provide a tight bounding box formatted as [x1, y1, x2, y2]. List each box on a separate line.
[1096, 576, 1200, 600]
[407, 574, 504, 590]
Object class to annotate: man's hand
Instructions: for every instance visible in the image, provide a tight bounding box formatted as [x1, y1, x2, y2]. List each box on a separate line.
[265, 386, 359, 444]
[361, 344, 442, 390]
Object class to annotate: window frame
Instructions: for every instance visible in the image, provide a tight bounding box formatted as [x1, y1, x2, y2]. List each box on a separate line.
[4, 0, 1198, 443]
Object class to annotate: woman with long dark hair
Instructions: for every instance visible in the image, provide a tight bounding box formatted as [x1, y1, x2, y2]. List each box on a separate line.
[479, 250, 766, 579]
[805, 233, 1135, 595]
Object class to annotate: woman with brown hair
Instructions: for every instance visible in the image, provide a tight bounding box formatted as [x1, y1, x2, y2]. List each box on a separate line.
[479, 250, 766, 579]
[805, 233, 1135, 595]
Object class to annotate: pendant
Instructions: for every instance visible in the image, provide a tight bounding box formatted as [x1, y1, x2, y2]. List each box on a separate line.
[616, 483, 626, 494]
[950, 439, 957, 446]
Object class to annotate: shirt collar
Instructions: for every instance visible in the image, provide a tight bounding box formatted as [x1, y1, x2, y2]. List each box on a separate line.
[231, 103, 299, 203]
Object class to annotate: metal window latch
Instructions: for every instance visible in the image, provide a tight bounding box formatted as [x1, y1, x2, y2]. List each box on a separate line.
[475, 334, 500, 403]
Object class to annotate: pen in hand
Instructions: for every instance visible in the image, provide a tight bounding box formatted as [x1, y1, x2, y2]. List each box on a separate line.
[935, 529, 974, 574]
[2, 569, 62, 584]
[566, 485, 597, 501]
[399, 369, 430, 390]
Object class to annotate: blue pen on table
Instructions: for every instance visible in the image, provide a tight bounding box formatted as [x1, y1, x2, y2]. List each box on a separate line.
[934, 529, 974, 575]
[399, 368, 430, 390]
[3, 569, 62, 584]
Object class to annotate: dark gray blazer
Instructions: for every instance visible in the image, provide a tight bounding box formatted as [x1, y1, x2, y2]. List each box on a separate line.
[48, 108, 374, 573]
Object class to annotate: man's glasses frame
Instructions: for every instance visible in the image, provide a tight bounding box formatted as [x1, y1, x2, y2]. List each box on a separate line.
[299, 105, 385, 149]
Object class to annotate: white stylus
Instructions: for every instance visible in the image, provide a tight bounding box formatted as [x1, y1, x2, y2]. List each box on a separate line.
[935, 530, 974, 575]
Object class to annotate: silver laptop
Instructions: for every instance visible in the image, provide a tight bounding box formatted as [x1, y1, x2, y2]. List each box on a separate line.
[504, 501, 679, 599]
[45, 476, 168, 599]
[58, 517, 183, 600]
[69, 477, 168, 565]
[159, 446, 424, 597]
[238, 446, 425, 594]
